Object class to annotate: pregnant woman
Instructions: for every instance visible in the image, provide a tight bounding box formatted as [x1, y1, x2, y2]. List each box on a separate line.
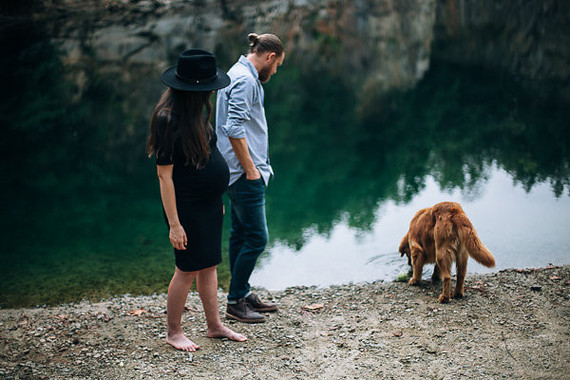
[147, 49, 246, 351]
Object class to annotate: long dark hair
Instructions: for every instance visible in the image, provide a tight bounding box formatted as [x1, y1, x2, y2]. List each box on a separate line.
[146, 88, 213, 168]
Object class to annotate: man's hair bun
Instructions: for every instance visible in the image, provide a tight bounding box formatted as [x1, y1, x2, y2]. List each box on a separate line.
[248, 33, 260, 47]
[247, 33, 284, 56]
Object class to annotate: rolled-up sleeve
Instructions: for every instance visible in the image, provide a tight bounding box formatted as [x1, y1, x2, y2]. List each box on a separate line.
[221, 77, 254, 139]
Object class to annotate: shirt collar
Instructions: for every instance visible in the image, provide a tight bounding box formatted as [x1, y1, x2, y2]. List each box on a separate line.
[238, 55, 259, 80]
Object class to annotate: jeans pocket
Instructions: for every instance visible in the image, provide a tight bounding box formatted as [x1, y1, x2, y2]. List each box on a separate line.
[244, 177, 264, 192]
[230, 175, 265, 201]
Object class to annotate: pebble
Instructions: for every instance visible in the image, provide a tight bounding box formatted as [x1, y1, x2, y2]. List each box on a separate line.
[1, 266, 568, 379]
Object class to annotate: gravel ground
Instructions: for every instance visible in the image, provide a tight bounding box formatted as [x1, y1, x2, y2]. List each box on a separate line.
[1, 265, 569, 379]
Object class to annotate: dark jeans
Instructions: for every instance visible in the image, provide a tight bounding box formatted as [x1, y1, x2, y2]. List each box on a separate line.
[226, 175, 269, 301]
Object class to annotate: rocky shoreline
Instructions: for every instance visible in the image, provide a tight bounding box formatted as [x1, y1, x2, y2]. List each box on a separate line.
[1, 265, 569, 379]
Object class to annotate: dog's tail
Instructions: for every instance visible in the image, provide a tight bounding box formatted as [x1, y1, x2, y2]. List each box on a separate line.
[456, 214, 495, 268]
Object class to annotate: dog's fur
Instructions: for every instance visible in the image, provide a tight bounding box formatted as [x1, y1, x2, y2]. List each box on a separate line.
[399, 202, 495, 303]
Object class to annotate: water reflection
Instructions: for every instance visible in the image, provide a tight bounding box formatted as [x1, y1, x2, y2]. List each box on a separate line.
[264, 62, 570, 251]
[1, 16, 569, 306]
[0, 19, 170, 307]
[253, 166, 570, 290]
[255, 61, 570, 288]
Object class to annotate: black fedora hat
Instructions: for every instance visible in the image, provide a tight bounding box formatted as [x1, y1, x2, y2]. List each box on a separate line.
[161, 49, 230, 91]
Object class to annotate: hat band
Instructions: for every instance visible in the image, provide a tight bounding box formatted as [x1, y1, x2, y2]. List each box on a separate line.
[176, 71, 218, 85]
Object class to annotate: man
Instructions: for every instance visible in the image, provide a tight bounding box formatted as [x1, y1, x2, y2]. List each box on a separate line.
[216, 33, 285, 323]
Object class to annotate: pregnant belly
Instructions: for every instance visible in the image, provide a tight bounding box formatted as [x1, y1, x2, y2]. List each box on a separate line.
[175, 159, 229, 203]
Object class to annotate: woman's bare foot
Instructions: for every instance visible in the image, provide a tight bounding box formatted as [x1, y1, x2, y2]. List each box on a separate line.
[166, 332, 200, 351]
[207, 325, 247, 342]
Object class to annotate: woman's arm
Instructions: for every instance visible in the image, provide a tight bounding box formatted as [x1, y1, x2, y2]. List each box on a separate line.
[157, 164, 187, 250]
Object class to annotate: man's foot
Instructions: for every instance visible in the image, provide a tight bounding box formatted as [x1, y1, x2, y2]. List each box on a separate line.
[245, 293, 278, 312]
[165, 332, 200, 351]
[226, 299, 265, 323]
[207, 325, 248, 341]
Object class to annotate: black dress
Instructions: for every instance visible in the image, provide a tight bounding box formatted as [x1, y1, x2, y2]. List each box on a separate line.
[156, 125, 229, 272]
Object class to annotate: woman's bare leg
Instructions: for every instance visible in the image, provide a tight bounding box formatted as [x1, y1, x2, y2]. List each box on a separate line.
[196, 266, 247, 342]
[166, 267, 200, 351]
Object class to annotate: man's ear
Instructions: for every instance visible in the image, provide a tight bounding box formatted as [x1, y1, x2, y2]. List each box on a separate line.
[266, 52, 276, 62]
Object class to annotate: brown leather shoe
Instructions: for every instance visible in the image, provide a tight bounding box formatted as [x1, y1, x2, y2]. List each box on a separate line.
[245, 293, 278, 312]
[226, 299, 265, 323]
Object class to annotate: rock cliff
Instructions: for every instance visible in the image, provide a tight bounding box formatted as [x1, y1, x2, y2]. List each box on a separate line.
[33, 0, 435, 94]
[10, 0, 568, 100]
[434, 0, 570, 102]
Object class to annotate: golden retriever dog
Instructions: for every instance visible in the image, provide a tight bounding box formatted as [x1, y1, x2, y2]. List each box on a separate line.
[399, 202, 495, 303]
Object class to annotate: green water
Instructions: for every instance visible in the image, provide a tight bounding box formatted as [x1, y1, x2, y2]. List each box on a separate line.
[1, 19, 569, 308]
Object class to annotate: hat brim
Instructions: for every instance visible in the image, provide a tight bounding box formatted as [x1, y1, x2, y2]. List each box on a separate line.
[161, 66, 231, 91]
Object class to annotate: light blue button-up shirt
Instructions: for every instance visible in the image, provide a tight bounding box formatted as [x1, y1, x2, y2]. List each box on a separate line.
[216, 55, 274, 186]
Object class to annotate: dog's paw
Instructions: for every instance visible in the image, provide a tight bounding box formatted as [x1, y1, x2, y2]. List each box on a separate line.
[452, 292, 464, 299]
[438, 294, 450, 303]
[408, 278, 419, 286]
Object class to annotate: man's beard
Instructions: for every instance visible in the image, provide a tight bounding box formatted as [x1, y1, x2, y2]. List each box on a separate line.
[258, 66, 272, 83]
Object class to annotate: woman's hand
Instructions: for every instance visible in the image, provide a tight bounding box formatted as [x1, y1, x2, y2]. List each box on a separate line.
[169, 224, 188, 250]
[157, 165, 187, 250]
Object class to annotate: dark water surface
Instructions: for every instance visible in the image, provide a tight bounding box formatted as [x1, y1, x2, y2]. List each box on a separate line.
[1, 19, 569, 307]
[255, 62, 570, 290]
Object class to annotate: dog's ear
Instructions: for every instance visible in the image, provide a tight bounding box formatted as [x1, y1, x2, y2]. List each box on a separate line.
[428, 206, 436, 221]
[399, 234, 409, 257]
